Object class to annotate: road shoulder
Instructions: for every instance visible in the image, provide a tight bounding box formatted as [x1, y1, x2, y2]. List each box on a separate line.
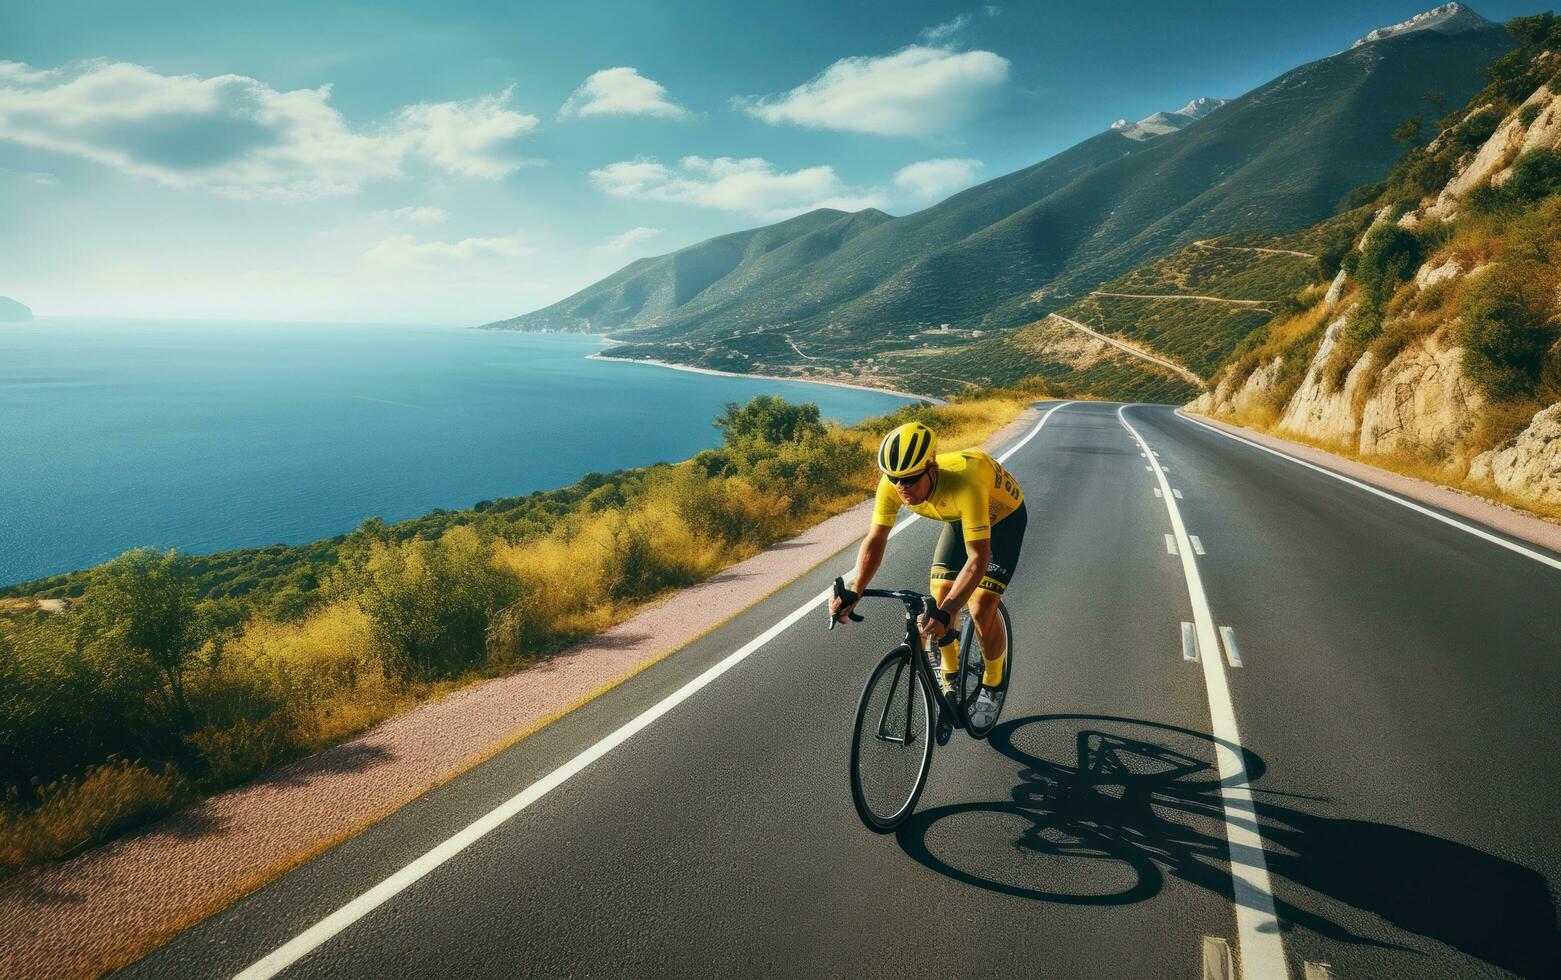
[1179, 410, 1561, 556]
[0, 408, 1043, 980]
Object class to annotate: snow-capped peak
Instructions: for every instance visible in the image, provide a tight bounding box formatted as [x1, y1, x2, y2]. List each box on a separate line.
[1175, 97, 1225, 120]
[1350, 3, 1494, 49]
[1110, 98, 1227, 141]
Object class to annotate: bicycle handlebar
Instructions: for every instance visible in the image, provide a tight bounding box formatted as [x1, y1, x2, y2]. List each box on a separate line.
[829, 576, 932, 630]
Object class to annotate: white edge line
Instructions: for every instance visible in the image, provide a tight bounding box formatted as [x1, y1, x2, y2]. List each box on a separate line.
[1120, 405, 1289, 980]
[236, 404, 1076, 979]
[1177, 411, 1561, 573]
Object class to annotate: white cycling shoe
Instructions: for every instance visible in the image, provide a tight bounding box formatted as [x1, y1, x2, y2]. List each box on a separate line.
[968, 686, 1003, 730]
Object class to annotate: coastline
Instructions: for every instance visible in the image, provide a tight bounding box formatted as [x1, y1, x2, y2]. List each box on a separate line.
[584, 352, 947, 405]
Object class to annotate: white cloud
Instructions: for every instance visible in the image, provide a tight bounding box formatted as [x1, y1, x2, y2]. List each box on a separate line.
[590, 155, 888, 220]
[376, 206, 450, 224]
[736, 45, 1009, 137]
[920, 16, 969, 41]
[361, 233, 535, 271]
[985, 5, 1002, 16]
[394, 86, 537, 178]
[0, 61, 53, 85]
[596, 226, 664, 252]
[0, 167, 61, 186]
[560, 68, 690, 119]
[893, 157, 984, 200]
[0, 59, 539, 198]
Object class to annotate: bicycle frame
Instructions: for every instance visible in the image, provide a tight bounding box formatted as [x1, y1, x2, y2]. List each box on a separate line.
[834, 580, 970, 733]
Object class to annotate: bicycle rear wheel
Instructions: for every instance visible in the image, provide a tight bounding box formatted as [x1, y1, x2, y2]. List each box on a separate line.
[849, 649, 935, 833]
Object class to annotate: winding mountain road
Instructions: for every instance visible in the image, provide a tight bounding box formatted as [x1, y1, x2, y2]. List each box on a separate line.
[1048, 313, 1207, 388]
[122, 402, 1561, 979]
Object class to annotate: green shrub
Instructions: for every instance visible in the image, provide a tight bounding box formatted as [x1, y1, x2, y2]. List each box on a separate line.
[358, 526, 520, 680]
[1505, 148, 1561, 203]
[1355, 224, 1422, 310]
[1456, 264, 1560, 400]
[0, 616, 165, 793]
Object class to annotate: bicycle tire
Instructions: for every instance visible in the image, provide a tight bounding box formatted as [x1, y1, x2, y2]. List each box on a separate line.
[849, 648, 936, 833]
[962, 601, 1013, 741]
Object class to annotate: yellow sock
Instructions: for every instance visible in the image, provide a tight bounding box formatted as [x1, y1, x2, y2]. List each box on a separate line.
[939, 636, 960, 676]
[982, 646, 1006, 687]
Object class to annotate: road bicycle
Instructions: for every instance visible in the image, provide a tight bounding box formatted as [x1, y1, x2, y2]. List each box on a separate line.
[829, 577, 1014, 832]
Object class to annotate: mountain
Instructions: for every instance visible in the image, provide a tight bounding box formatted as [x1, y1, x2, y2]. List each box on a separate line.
[489, 118, 1180, 334]
[1350, 2, 1495, 48]
[489, 7, 1512, 383]
[1110, 98, 1227, 141]
[0, 297, 32, 322]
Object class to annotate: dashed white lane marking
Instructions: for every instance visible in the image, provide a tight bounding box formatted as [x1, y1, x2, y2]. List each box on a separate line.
[1145, 465, 1153, 472]
[1173, 488, 1184, 499]
[1220, 626, 1243, 668]
[1182, 622, 1198, 661]
[1178, 410, 1561, 573]
[1120, 405, 1289, 980]
[1154, 488, 1163, 498]
[1190, 535, 1206, 555]
[1202, 937, 1235, 980]
[1303, 963, 1334, 980]
[1165, 533, 1178, 555]
[233, 403, 1079, 980]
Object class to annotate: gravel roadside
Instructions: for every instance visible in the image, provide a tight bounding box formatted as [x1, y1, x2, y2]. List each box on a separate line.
[0, 408, 1042, 980]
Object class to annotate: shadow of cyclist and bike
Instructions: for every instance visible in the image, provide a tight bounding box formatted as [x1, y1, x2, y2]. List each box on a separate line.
[894, 714, 1559, 977]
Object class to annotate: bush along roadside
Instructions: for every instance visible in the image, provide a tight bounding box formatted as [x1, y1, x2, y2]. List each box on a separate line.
[0, 387, 1037, 878]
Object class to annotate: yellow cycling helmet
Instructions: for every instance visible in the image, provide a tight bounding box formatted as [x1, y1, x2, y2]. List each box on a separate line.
[878, 422, 937, 478]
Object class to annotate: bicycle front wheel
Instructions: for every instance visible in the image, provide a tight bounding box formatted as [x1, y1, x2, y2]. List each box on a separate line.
[849, 648, 936, 833]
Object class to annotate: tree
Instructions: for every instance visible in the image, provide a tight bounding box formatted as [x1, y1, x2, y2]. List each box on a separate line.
[713, 395, 826, 448]
[1393, 116, 1425, 147]
[80, 549, 204, 727]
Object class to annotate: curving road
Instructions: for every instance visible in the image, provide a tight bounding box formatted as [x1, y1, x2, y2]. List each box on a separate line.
[122, 401, 1561, 979]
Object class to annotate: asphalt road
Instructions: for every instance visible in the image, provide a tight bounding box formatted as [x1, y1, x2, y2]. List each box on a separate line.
[122, 401, 1561, 979]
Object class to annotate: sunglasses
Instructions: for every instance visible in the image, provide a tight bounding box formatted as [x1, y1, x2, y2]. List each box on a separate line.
[890, 470, 927, 487]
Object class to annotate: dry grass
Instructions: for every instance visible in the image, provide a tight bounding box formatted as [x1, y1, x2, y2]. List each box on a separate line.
[0, 760, 189, 875]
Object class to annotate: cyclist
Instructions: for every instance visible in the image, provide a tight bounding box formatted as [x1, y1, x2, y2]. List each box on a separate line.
[830, 421, 1026, 729]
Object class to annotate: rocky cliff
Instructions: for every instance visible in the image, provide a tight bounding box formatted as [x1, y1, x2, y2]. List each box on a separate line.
[1191, 77, 1561, 508]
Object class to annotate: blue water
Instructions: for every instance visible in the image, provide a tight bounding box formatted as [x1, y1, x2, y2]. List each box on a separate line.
[0, 320, 912, 586]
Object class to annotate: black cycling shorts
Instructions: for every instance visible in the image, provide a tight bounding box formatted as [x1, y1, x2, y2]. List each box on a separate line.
[929, 501, 1027, 595]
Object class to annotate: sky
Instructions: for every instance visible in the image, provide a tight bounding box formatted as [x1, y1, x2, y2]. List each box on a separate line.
[0, 0, 1540, 325]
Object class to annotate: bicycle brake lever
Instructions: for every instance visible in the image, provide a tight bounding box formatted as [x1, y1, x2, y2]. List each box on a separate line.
[827, 577, 865, 629]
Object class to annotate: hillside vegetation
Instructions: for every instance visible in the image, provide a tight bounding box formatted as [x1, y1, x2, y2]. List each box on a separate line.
[0, 390, 1035, 877]
[1190, 14, 1561, 513]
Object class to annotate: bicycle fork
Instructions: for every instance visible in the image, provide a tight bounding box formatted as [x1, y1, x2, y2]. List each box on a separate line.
[875, 652, 917, 746]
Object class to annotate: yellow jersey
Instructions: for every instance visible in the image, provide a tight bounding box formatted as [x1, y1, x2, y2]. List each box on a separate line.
[871, 449, 1023, 542]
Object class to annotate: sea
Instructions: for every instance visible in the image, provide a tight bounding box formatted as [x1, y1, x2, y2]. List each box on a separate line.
[0, 319, 914, 586]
